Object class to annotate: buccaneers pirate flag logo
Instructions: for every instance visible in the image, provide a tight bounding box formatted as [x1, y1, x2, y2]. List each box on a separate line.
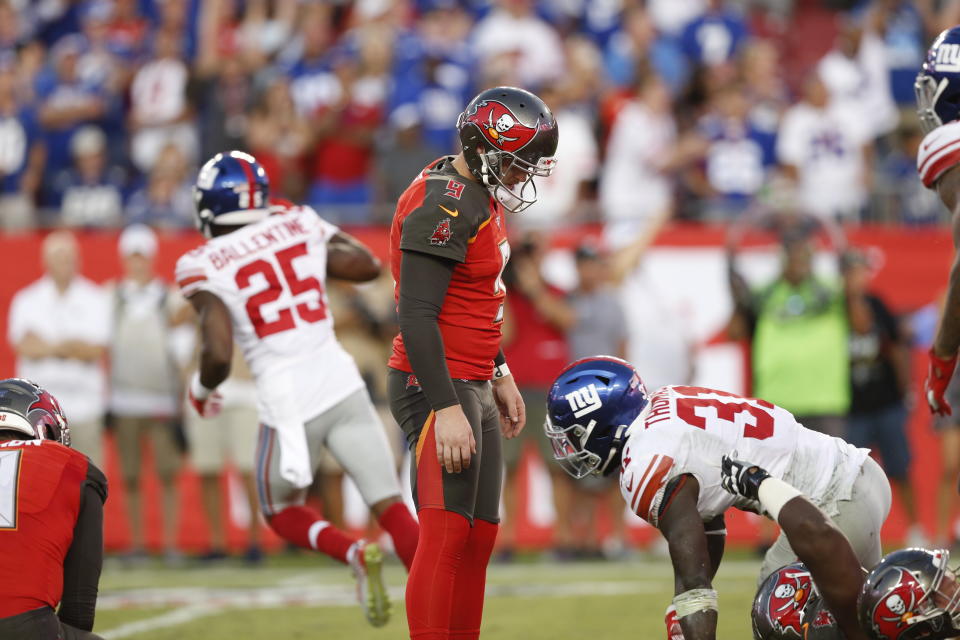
[429, 218, 452, 246]
[462, 100, 539, 153]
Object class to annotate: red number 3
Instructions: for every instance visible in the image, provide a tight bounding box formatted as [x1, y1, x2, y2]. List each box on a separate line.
[675, 393, 774, 441]
[235, 242, 327, 338]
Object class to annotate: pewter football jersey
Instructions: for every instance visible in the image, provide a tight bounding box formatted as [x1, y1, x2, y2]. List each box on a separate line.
[175, 205, 365, 425]
[619, 385, 868, 527]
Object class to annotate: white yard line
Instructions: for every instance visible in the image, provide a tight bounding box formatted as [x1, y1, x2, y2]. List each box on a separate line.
[99, 604, 224, 639]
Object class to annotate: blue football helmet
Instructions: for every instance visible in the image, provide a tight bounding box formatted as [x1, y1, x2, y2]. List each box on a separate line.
[193, 151, 270, 237]
[544, 356, 648, 478]
[916, 27, 960, 133]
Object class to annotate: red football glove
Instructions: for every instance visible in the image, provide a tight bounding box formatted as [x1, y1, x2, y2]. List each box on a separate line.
[665, 604, 685, 640]
[926, 348, 958, 416]
[188, 374, 223, 418]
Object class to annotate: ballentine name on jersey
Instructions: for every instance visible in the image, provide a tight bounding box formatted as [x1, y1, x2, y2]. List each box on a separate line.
[205, 216, 312, 270]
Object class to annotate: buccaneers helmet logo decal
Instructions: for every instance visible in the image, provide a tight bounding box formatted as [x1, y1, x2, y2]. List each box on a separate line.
[463, 100, 538, 153]
[767, 567, 814, 637]
[429, 218, 452, 247]
[870, 569, 927, 638]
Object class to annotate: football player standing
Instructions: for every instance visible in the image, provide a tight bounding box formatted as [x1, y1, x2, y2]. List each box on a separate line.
[176, 151, 419, 627]
[387, 86, 557, 640]
[0, 379, 108, 640]
[916, 27, 960, 418]
[545, 357, 890, 640]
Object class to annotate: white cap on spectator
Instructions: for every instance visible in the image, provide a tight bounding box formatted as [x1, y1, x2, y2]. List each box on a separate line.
[51, 34, 86, 62]
[71, 125, 106, 157]
[356, 0, 391, 18]
[119, 224, 158, 258]
[389, 103, 421, 130]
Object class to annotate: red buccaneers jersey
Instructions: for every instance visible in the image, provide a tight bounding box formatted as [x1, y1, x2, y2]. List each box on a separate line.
[0, 439, 105, 618]
[389, 157, 509, 380]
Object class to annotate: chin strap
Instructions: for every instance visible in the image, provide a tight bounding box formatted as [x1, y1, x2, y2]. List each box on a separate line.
[596, 425, 629, 476]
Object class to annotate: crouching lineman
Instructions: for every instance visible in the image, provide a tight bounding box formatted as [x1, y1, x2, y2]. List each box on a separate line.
[177, 151, 419, 627]
[544, 356, 890, 640]
[732, 458, 960, 640]
[722, 457, 864, 640]
[0, 378, 108, 640]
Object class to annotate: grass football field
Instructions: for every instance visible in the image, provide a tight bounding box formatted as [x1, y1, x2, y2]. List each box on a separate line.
[92, 553, 762, 639]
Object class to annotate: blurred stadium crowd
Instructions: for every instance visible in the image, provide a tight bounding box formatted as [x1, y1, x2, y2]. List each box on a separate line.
[0, 0, 956, 230]
[5, 0, 960, 565]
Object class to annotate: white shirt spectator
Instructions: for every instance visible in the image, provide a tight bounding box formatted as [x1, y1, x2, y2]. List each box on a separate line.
[7, 275, 111, 424]
[471, 8, 565, 86]
[600, 100, 676, 243]
[131, 58, 189, 126]
[521, 107, 598, 226]
[647, 0, 705, 35]
[818, 30, 898, 139]
[108, 278, 186, 417]
[777, 101, 871, 220]
[130, 56, 196, 172]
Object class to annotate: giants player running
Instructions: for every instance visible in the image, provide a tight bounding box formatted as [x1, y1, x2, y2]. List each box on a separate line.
[916, 27, 960, 416]
[176, 151, 419, 627]
[545, 357, 890, 640]
[0, 379, 108, 640]
[388, 86, 557, 639]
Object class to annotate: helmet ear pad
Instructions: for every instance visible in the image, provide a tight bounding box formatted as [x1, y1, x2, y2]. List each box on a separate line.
[458, 124, 494, 184]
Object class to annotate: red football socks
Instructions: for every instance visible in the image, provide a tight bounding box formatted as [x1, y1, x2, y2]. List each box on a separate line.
[377, 501, 420, 571]
[267, 505, 355, 564]
[406, 508, 471, 640]
[449, 519, 499, 640]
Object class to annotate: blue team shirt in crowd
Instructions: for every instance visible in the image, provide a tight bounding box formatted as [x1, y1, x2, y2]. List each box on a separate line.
[681, 10, 749, 67]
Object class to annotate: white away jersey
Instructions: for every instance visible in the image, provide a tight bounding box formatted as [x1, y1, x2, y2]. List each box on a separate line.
[175, 206, 365, 426]
[918, 120, 960, 188]
[619, 385, 869, 527]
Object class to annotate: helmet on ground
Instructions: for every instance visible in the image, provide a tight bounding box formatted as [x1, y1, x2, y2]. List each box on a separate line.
[544, 356, 647, 478]
[859, 548, 960, 640]
[753, 563, 820, 639]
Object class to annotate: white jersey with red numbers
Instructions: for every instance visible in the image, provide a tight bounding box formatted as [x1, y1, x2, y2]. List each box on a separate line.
[917, 120, 960, 188]
[175, 205, 365, 430]
[619, 385, 870, 527]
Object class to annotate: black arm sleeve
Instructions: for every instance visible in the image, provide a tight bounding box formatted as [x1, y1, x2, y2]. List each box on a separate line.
[398, 249, 461, 411]
[58, 463, 107, 632]
[494, 348, 506, 368]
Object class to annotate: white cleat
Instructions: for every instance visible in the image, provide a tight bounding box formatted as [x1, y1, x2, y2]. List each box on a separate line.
[350, 540, 391, 627]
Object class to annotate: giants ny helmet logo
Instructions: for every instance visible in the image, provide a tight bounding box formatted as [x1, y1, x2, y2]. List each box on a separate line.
[462, 101, 538, 153]
[566, 384, 602, 419]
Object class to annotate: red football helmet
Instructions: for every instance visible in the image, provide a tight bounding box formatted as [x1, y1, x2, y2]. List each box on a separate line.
[0, 378, 70, 446]
[859, 548, 960, 640]
[752, 563, 817, 639]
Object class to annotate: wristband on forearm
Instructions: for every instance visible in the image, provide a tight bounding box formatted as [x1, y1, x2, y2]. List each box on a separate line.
[757, 477, 803, 522]
[190, 372, 215, 400]
[493, 362, 511, 380]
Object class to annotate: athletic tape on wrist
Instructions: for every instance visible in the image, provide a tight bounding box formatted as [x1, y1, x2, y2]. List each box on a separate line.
[757, 477, 803, 522]
[190, 373, 215, 401]
[673, 588, 718, 618]
[493, 363, 511, 380]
